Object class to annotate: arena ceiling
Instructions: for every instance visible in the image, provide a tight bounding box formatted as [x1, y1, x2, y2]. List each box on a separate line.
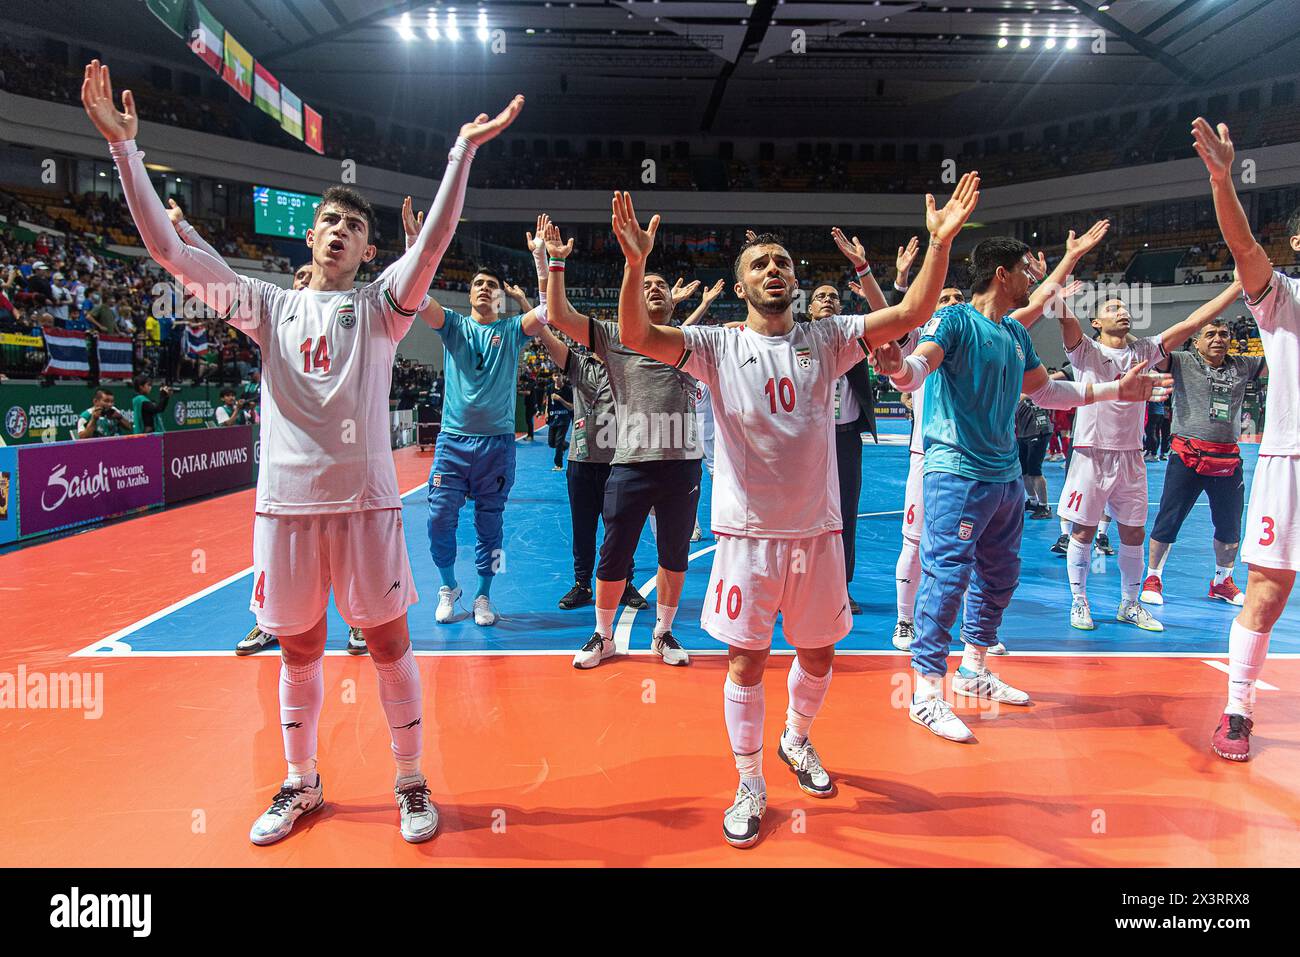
[13, 0, 1300, 138]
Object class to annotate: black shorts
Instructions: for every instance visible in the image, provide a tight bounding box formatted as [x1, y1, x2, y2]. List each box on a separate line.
[1150, 451, 1245, 545]
[597, 458, 703, 579]
[1018, 434, 1049, 478]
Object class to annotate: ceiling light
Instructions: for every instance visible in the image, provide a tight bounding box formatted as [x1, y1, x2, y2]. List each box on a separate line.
[397, 11, 416, 40]
[997, 37, 1008, 48]
[426, 10, 440, 40]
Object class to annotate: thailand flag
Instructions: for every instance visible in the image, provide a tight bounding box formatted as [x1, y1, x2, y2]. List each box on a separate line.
[40, 327, 89, 378]
[96, 333, 135, 379]
[183, 325, 210, 358]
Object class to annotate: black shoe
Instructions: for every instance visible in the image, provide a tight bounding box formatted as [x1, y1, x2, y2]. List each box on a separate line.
[346, 626, 368, 656]
[1095, 533, 1116, 556]
[848, 595, 861, 615]
[1030, 504, 1053, 520]
[1024, 499, 1034, 512]
[558, 582, 593, 610]
[621, 584, 648, 610]
[1050, 533, 1070, 556]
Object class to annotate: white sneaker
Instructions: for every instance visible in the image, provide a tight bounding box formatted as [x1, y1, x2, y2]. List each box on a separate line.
[909, 696, 974, 742]
[953, 668, 1031, 705]
[1118, 598, 1163, 632]
[778, 732, 834, 797]
[394, 774, 439, 843]
[249, 774, 324, 846]
[472, 595, 499, 626]
[651, 630, 690, 666]
[435, 585, 467, 624]
[235, 625, 278, 656]
[1070, 595, 1095, 631]
[988, 642, 1009, 656]
[573, 633, 616, 669]
[722, 784, 766, 848]
[690, 521, 702, 543]
[891, 619, 915, 651]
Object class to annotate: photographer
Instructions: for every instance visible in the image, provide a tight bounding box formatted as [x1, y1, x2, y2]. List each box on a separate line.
[213, 387, 254, 427]
[77, 387, 131, 438]
[129, 374, 175, 434]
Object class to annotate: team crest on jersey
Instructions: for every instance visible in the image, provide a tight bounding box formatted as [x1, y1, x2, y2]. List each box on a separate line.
[795, 346, 812, 370]
[490, 333, 502, 348]
[958, 520, 974, 540]
[336, 299, 356, 329]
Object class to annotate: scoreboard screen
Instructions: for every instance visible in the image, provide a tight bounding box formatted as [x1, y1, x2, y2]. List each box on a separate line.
[253, 186, 321, 239]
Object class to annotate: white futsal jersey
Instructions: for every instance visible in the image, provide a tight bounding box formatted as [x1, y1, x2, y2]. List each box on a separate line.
[1247, 271, 1300, 456]
[228, 276, 415, 514]
[901, 327, 927, 455]
[680, 316, 868, 538]
[1066, 335, 1165, 450]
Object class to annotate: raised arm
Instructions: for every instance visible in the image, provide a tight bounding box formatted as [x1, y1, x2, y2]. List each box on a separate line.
[612, 192, 685, 366]
[1011, 220, 1110, 328]
[166, 199, 225, 262]
[1048, 279, 1086, 351]
[831, 227, 888, 311]
[535, 323, 571, 370]
[1023, 360, 1172, 409]
[1160, 278, 1244, 355]
[542, 223, 593, 347]
[859, 172, 981, 346]
[681, 278, 725, 327]
[1192, 118, 1274, 300]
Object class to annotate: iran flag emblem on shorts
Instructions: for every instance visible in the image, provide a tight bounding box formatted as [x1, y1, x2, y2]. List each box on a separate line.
[959, 520, 974, 540]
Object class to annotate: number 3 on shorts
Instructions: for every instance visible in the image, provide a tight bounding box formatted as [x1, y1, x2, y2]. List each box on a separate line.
[713, 579, 742, 620]
[1259, 516, 1276, 547]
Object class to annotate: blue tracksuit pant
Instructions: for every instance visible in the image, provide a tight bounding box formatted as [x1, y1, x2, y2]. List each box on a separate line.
[427, 432, 517, 577]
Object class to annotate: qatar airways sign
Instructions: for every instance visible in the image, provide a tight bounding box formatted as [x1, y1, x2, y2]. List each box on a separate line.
[163, 426, 254, 504]
[18, 435, 164, 537]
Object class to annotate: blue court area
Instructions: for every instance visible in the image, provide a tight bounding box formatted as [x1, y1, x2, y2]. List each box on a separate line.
[89, 419, 1300, 656]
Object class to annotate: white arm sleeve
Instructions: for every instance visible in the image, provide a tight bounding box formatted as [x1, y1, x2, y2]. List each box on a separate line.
[1028, 376, 1095, 410]
[888, 352, 933, 392]
[385, 137, 477, 314]
[175, 220, 224, 262]
[110, 140, 242, 318]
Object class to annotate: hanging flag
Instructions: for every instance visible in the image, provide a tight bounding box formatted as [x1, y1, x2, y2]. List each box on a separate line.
[95, 334, 135, 380]
[279, 85, 303, 140]
[190, 0, 223, 73]
[40, 327, 90, 378]
[304, 104, 324, 154]
[253, 63, 281, 121]
[145, 0, 189, 38]
[222, 32, 254, 101]
[182, 324, 210, 358]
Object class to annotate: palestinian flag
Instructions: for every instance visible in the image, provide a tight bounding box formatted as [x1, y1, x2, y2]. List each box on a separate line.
[222, 31, 253, 101]
[253, 63, 280, 120]
[304, 104, 323, 154]
[279, 84, 303, 139]
[190, 0, 223, 73]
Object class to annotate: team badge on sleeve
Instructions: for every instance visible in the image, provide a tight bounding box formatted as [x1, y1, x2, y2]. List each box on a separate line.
[958, 520, 974, 540]
[921, 315, 942, 338]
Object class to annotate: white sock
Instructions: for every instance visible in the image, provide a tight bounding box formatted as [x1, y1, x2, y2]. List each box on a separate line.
[1060, 518, 1071, 535]
[724, 677, 764, 789]
[280, 657, 324, 782]
[1098, 515, 1112, 536]
[595, 604, 617, 639]
[1147, 544, 1169, 580]
[1214, 564, 1233, 586]
[1067, 539, 1090, 597]
[653, 603, 677, 637]
[959, 644, 987, 675]
[1226, 619, 1270, 718]
[914, 672, 944, 703]
[373, 647, 423, 781]
[1118, 543, 1144, 602]
[785, 660, 832, 744]
[895, 537, 921, 623]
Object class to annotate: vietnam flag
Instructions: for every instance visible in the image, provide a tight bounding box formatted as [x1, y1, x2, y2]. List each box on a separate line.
[222, 31, 253, 101]
[190, 0, 224, 73]
[304, 104, 323, 154]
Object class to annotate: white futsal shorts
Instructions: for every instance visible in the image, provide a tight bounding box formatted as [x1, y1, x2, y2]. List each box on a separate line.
[700, 532, 852, 650]
[1057, 448, 1148, 527]
[250, 508, 418, 634]
[902, 451, 925, 544]
[1242, 454, 1300, 572]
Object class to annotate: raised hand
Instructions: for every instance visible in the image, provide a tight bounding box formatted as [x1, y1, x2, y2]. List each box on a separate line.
[848, 280, 865, 299]
[925, 171, 981, 243]
[872, 340, 904, 377]
[401, 196, 424, 246]
[166, 198, 186, 227]
[526, 213, 552, 254]
[459, 94, 524, 146]
[895, 236, 920, 279]
[700, 278, 726, 304]
[1116, 361, 1174, 403]
[503, 282, 531, 306]
[1066, 219, 1110, 260]
[745, 229, 758, 243]
[543, 222, 574, 260]
[81, 60, 137, 143]
[610, 192, 659, 265]
[830, 227, 867, 269]
[1025, 250, 1048, 283]
[670, 278, 701, 305]
[1192, 117, 1235, 183]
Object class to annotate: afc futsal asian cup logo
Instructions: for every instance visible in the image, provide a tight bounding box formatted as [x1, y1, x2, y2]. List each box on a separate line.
[5, 406, 27, 440]
[174, 402, 186, 426]
[337, 299, 356, 329]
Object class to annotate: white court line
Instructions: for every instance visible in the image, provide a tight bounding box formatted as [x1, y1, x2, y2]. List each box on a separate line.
[613, 542, 718, 654]
[1201, 659, 1280, 690]
[71, 481, 430, 658]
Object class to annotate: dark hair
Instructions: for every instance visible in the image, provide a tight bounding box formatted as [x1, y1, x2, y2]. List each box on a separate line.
[314, 186, 377, 242]
[968, 237, 1030, 294]
[733, 232, 787, 281]
[131, 373, 150, 392]
[94, 387, 113, 400]
[471, 265, 505, 287]
[220, 387, 236, 399]
[1286, 205, 1300, 241]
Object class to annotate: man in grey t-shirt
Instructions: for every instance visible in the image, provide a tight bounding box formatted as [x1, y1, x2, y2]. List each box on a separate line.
[543, 226, 701, 670]
[1144, 319, 1268, 606]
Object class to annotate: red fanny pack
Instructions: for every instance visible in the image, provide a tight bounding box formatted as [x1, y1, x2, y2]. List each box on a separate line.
[1171, 435, 1240, 477]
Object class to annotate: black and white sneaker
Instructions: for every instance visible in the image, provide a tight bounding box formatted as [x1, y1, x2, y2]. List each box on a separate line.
[558, 582, 593, 610]
[249, 775, 324, 845]
[891, 619, 915, 651]
[346, 626, 368, 656]
[778, 732, 834, 797]
[395, 774, 439, 843]
[722, 784, 766, 848]
[1050, 533, 1070, 556]
[620, 583, 648, 610]
[651, 630, 689, 666]
[1094, 533, 1116, 556]
[573, 633, 616, 669]
[236, 625, 278, 656]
